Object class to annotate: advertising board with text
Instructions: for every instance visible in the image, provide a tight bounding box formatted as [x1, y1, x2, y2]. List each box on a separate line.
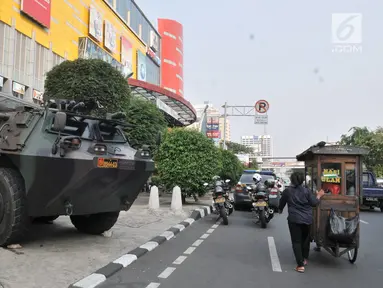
[206, 123, 219, 130]
[21, 0, 51, 29]
[89, 5, 103, 42]
[137, 51, 147, 81]
[207, 116, 219, 125]
[104, 20, 117, 53]
[206, 131, 220, 138]
[121, 37, 133, 77]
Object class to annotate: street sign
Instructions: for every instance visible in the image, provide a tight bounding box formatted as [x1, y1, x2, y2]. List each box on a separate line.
[255, 100, 270, 114]
[254, 114, 268, 124]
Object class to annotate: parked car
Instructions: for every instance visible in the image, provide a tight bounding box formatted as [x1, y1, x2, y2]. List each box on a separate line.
[362, 171, 383, 211]
[234, 170, 280, 211]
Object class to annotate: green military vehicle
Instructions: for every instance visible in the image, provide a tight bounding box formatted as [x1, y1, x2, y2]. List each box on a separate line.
[0, 92, 155, 246]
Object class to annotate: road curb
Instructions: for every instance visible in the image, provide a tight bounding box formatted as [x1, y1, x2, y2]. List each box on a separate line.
[69, 205, 213, 288]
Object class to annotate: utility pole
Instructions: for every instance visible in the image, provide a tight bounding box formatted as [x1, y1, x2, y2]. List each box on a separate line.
[223, 102, 227, 150]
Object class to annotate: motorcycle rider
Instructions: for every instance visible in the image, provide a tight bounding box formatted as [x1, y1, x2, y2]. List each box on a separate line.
[253, 173, 262, 185]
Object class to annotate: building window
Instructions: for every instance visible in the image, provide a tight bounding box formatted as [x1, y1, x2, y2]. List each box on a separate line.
[34, 43, 48, 88]
[145, 56, 160, 86]
[12, 81, 26, 99]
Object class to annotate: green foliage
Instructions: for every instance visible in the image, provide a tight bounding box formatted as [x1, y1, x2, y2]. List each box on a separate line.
[156, 128, 221, 195]
[44, 58, 130, 116]
[124, 97, 167, 153]
[219, 149, 243, 183]
[339, 126, 383, 176]
[225, 141, 253, 154]
[248, 161, 259, 169]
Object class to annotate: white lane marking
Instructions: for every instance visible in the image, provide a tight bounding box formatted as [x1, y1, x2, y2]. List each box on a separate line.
[267, 236, 282, 272]
[212, 224, 219, 229]
[360, 220, 369, 224]
[160, 231, 175, 240]
[192, 239, 203, 247]
[113, 254, 137, 267]
[205, 206, 211, 214]
[140, 241, 159, 251]
[184, 247, 196, 255]
[146, 282, 161, 288]
[158, 267, 176, 279]
[184, 218, 195, 225]
[173, 224, 185, 231]
[173, 255, 187, 264]
[196, 208, 205, 217]
[72, 273, 106, 288]
[207, 229, 215, 233]
[200, 233, 210, 239]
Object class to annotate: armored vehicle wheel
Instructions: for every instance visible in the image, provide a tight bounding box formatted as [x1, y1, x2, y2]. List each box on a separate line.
[0, 168, 29, 246]
[70, 212, 119, 235]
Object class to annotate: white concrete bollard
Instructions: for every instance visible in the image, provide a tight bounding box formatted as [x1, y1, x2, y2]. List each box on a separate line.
[171, 186, 183, 211]
[148, 185, 160, 210]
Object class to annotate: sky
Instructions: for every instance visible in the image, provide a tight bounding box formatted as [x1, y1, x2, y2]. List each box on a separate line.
[136, 0, 383, 157]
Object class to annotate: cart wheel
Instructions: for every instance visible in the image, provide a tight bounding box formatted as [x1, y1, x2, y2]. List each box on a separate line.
[347, 248, 358, 264]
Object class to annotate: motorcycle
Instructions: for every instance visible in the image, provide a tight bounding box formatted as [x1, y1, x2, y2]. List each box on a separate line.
[247, 182, 275, 228]
[204, 178, 233, 225]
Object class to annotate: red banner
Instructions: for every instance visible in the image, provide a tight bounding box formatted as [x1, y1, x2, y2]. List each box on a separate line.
[206, 131, 220, 138]
[21, 0, 52, 29]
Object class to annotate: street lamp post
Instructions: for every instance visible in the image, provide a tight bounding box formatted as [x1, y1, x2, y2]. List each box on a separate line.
[223, 102, 227, 150]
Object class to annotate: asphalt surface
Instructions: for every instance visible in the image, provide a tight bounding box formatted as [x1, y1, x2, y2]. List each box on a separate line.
[98, 207, 383, 288]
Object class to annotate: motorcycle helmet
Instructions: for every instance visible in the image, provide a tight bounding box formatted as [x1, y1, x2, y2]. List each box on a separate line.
[215, 186, 224, 193]
[215, 180, 223, 187]
[253, 173, 262, 184]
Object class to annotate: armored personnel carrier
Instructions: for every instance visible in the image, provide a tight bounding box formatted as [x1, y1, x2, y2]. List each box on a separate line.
[0, 92, 155, 246]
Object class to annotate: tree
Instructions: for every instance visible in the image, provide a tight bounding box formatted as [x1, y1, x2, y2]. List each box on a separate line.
[219, 149, 243, 184]
[156, 128, 222, 199]
[124, 97, 167, 153]
[248, 161, 259, 169]
[339, 126, 383, 176]
[225, 141, 253, 154]
[44, 58, 130, 116]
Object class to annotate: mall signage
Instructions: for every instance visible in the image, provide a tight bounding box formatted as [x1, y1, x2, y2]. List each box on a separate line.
[146, 47, 161, 67]
[21, 0, 52, 28]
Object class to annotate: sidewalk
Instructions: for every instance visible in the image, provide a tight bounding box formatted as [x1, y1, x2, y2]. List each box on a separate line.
[0, 193, 212, 288]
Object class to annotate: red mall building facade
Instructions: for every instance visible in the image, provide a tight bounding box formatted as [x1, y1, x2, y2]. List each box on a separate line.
[158, 19, 184, 97]
[129, 18, 190, 126]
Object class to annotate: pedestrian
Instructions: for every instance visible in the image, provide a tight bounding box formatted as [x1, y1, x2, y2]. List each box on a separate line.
[278, 171, 325, 273]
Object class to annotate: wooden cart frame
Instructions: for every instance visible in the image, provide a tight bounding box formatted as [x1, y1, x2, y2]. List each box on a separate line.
[296, 142, 369, 264]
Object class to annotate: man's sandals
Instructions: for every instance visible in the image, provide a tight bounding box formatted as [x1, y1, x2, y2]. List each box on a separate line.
[295, 266, 305, 273]
[295, 260, 307, 273]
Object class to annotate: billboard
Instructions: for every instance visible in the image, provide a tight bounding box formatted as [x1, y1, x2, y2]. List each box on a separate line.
[137, 51, 147, 81]
[207, 116, 219, 125]
[206, 124, 219, 130]
[89, 5, 103, 42]
[206, 131, 220, 138]
[121, 37, 133, 77]
[104, 20, 117, 53]
[21, 0, 52, 29]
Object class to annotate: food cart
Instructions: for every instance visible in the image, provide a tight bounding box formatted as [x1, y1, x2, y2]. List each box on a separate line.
[296, 142, 369, 263]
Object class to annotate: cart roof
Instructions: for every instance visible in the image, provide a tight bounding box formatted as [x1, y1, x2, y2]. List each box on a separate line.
[296, 142, 369, 162]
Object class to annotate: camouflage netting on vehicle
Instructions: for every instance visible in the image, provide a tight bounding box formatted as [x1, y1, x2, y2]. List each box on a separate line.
[44, 58, 131, 116]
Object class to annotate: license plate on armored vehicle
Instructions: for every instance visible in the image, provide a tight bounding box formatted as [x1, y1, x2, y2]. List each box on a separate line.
[366, 197, 378, 201]
[255, 201, 267, 207]
[97, 158, 118, 168]
[215, 197, 225, 203]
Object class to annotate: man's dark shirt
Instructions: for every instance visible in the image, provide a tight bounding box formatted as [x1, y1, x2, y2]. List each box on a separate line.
[278, 185, 320, 225]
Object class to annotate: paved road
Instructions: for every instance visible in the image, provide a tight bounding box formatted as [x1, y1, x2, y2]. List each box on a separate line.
[98, 208, 383, 288]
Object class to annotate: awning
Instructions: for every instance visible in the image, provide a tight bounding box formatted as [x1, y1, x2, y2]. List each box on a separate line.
[128, 78, 196, 126]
